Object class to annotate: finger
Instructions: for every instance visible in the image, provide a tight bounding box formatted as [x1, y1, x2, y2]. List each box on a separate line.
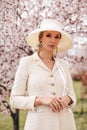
[49, 98, 60, 112]
[51, 99, 63, 112]
[60, 98, 68, 107]
[49, 102, 57, 112]
[56, 98, 65, 109]
[51, 100, 59, 111]
[55, 100, 62, 111]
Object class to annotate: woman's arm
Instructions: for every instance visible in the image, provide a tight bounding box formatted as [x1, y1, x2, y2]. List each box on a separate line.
[65, 62, 76, 108]
[10, 57, 37, 111]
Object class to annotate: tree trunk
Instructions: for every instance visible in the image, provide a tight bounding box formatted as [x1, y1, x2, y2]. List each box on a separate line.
[12, 109, 19, 130]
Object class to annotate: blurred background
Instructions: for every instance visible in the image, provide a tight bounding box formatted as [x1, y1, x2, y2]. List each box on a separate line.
[0, 0, 87, 130]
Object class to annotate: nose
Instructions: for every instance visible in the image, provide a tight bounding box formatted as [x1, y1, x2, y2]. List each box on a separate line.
[50, 37, 55, 42]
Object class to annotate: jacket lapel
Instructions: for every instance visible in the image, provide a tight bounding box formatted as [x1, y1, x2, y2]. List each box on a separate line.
[32, 52, 57, 72]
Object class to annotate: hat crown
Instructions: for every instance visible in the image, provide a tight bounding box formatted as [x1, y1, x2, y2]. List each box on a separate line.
[40, 19, 62, 31]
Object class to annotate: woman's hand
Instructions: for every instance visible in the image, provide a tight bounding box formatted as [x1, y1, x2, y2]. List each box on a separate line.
[34, 96, 65, 112]
[60, 95, 73, 107]
[48, 97, 65, 112]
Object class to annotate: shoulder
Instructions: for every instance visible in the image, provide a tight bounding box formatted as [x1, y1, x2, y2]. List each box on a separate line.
[20, 53, 34, 63]
[56, 58, 70, 69]
[59, 58, 69, 65]
[19, 52, 39, 67]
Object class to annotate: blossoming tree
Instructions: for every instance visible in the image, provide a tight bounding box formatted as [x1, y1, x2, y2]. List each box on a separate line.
[0, 0, 87, 130]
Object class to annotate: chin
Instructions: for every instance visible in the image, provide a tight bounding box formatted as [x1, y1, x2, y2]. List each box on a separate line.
[48, 47, 55, 51]
[47, 49, 55, 52]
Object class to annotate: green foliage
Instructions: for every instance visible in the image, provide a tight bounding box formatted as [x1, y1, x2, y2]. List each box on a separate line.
[73, 81, 87, 130]
[0, 111, 27, 130]
[0, 81, 87, 130]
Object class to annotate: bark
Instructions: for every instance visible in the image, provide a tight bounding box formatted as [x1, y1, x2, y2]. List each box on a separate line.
[11, 109, 19, 130]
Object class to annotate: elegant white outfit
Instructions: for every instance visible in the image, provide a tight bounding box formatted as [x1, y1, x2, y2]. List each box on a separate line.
[10, 52, 76, 130]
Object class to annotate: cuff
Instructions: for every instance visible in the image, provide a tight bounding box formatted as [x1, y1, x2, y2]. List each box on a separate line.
[67, 94, 76, 108]
[28, 96, 37, 111]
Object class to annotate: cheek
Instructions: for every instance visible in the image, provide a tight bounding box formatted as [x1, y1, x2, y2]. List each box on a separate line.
[41, 38, 48, 45]
[43, 43, 48, 48]
[55, 39, 60, 45]
[40, 37, 47, 44]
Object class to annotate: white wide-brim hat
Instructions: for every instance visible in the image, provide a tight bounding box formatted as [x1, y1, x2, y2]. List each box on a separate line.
[26, 19, 72, 52]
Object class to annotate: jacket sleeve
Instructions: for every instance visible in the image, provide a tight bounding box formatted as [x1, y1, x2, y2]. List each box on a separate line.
[66, 62, 76, 108]
[10, 57, 36, 111]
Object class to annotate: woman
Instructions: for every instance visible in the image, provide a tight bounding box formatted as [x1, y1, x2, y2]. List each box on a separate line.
[10, 19, 76, 130]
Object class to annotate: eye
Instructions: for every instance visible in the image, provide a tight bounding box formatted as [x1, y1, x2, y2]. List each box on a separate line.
[55, 34, 61, 39]
[46, 34, 51, 37]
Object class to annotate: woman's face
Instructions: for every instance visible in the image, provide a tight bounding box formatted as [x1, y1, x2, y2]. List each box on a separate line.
[40, 31, 61, 52]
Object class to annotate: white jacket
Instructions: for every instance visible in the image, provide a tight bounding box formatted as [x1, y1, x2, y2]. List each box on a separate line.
[10, 52, 76, 130]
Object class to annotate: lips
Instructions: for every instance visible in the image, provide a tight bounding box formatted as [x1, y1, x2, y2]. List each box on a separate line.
[48, 45, 56, 48]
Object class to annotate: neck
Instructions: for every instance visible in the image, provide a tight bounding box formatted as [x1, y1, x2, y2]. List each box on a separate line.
[39, 49, 53, 60]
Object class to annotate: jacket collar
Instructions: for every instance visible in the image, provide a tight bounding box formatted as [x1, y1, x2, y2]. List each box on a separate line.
[32, 52, 57, 72]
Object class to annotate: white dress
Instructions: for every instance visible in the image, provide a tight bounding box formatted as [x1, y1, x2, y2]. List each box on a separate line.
[10, 52, 76, 130]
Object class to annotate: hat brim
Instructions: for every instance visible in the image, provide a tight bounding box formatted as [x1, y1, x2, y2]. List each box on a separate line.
[26, 28, 73, 52]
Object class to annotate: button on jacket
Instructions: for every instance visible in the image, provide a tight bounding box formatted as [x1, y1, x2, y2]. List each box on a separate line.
[10, 52, 76, 130]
